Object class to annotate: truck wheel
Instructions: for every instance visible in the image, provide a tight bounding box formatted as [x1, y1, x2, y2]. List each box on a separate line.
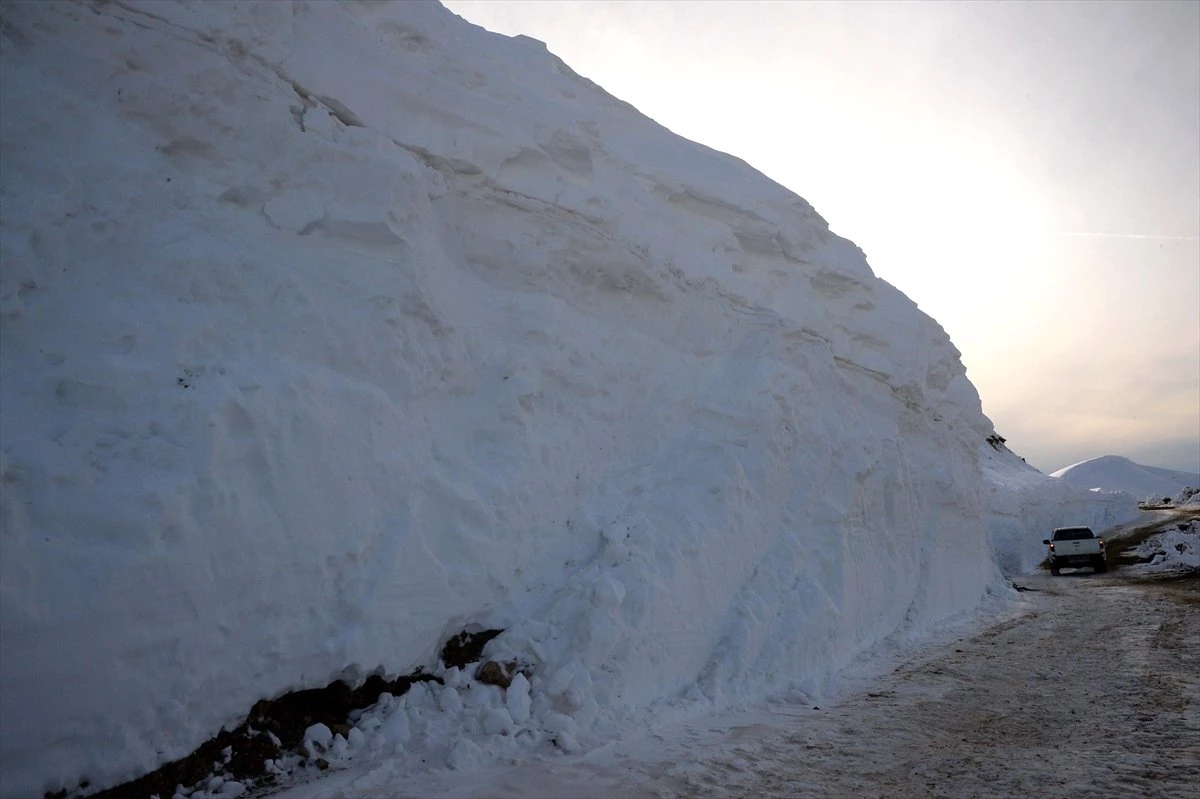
[1050, 566, 1060, 576]
[1095, 560, 1108, 574]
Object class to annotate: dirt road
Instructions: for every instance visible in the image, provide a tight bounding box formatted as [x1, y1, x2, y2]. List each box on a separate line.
[308, 568, 1198, 799]
[670, 571, 1199, 799]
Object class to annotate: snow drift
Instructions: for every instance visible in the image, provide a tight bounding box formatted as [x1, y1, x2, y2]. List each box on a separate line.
[0, 2, 1125, 796]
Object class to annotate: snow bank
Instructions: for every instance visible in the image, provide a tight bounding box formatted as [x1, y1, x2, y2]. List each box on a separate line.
[1123, 521, 1200, 575]
[0, 2, 1121, 796]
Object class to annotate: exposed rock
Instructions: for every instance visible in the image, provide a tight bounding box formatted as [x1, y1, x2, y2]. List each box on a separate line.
[441, 629, 504, 669]
[476, 660, 530, 689]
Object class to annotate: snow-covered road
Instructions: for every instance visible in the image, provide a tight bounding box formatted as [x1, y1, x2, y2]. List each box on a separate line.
[277, 569, 1199, 799]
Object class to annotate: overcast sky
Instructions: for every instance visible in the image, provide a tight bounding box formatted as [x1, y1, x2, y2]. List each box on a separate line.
[443, 0, 1200, 475]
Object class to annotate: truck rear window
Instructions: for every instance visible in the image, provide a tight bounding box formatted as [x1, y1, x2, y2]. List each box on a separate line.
[1052, 528, 1094, 541]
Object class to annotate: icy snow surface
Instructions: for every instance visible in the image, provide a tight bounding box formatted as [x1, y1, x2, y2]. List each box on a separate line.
[0, 2, 1138, 796]
[1050, 455, 1200, 503]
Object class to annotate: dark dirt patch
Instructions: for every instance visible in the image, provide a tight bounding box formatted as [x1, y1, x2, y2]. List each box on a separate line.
[1127, 571, 1200, 603]
[65, 623, 510, 799]
[440, 628, 504, 669]
[475, 659, 533, 689]
[71, 669, 442, 799]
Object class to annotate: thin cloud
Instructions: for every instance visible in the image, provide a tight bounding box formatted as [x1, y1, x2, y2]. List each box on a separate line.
[1041, 230, 1200, 241]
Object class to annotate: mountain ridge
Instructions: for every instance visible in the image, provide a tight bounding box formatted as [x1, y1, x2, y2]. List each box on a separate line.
[1051, 455, 1199, 499]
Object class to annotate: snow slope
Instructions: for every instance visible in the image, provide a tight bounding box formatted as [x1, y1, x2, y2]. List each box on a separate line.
[1050, 455, 1200, 502]
[0, 2, 1127, 796]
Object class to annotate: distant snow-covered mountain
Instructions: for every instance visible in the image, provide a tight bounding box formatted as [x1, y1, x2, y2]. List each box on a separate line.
[1050, 455, 1200, 500]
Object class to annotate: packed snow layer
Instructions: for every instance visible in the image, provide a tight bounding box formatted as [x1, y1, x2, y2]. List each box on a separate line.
[1050, 455, 1199, 502]
[0, 2, 1119, 796]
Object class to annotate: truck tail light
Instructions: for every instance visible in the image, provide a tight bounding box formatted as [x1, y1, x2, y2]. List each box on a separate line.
[1048, 543, 1055, 550]
[1098, 539, 1105, 548]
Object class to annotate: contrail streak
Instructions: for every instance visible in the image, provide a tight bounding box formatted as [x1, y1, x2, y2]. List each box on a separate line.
[1041, 230, 1200, 241]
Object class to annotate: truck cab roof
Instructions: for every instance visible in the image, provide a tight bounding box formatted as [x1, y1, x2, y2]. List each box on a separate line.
[1052, 526, 1095, 540]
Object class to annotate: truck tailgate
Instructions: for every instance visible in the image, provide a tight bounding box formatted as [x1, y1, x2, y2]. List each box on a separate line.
[1056, 540, 1100, 559]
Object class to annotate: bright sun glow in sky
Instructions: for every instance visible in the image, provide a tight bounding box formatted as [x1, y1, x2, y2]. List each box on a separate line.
[443, 0, 1200, 475]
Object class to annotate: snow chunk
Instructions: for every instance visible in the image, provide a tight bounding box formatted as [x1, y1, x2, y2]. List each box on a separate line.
[482, 707, 515, 736]
[380, 709, 411, 746]
[506, 673, 532, 725]
[303, 723, 333, 751]
[446, 738, 485, 771]
[217, 781, 246, 798]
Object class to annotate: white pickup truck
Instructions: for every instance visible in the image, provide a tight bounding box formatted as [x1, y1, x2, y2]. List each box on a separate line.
[1043, 526, 1108, 575]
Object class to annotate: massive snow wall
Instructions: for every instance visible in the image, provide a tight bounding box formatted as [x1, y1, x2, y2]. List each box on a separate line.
[2, 2, 1015, 794]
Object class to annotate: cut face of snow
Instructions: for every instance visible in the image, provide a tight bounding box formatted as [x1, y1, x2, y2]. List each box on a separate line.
[0, 2, 1134, 796]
